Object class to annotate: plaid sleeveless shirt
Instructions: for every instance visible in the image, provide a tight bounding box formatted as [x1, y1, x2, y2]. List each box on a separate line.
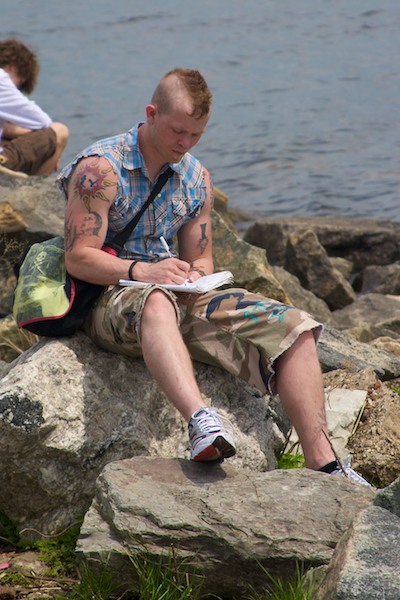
[58, 123, 207, 261]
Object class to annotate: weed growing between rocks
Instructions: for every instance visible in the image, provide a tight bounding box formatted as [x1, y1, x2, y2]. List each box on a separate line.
[54, 560, 116, 600]
[128, 546, 207, 600]
[244, 562, 317, 600]
[276, 452, 305, 470]
[57, 553, 316, 600]
[0, 324, 39, 362]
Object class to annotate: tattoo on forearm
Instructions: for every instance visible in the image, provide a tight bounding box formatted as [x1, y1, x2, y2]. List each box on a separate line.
[197, 223, 209, 254]
[65, 211, 103, 251]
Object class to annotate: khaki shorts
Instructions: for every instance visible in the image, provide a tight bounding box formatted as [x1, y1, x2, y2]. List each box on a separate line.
[85, 284, 323, 396]
[0, 127, 56, 175]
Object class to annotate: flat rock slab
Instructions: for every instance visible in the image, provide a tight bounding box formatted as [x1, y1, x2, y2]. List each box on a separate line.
[78, 457, 375, 598]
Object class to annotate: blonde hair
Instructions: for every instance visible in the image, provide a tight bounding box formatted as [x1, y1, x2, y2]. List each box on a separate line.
[151, 68, 212, 119]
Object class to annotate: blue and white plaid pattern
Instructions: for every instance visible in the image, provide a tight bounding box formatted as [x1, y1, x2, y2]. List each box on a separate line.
[58, 123, 207, 261]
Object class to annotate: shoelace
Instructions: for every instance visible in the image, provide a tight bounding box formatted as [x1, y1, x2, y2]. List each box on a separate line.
[191, 409, 234, 436]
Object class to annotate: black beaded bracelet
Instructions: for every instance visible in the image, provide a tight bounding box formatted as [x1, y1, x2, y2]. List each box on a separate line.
[128, 260, 137, 281]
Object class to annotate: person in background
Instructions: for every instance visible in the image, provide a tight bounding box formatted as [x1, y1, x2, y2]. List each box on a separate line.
[0, 38, 69, 178]
[58, 68, 371, 487]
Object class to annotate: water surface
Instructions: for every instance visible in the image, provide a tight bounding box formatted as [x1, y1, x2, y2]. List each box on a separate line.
[2, 0, 399, 222]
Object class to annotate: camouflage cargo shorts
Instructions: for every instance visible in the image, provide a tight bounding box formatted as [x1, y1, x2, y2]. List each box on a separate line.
[84, 284, 322, 395]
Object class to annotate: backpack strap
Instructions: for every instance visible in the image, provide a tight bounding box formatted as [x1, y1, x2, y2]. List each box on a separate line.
[105, 166, 174, 255]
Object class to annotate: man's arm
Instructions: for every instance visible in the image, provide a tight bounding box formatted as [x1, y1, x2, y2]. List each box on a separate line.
[177, 167, 214, 281]
[65, 155, 194, 286]
[64, 156, 131, 284]
[0, 71, 52, 133]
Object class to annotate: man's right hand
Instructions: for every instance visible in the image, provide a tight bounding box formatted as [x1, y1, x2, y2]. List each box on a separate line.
[133, 258, 191, 285]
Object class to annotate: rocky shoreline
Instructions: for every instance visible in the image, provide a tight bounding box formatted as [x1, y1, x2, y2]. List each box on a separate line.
[0, 172, 399, 599]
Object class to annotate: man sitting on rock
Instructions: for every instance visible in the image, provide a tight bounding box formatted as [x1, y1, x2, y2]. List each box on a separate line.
[0, 38, 69, 178]
[58, 67, 371, 486]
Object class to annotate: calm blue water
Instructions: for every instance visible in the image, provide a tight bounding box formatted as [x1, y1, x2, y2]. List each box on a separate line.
[2, 0, 400, 223]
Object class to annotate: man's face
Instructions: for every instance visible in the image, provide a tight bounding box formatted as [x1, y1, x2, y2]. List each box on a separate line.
[147, 102, 210, 164]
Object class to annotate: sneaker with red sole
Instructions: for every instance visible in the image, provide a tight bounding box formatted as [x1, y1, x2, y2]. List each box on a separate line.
[189, 407, 236, 462]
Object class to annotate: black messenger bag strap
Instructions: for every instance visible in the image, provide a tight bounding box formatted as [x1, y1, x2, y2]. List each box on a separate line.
[105, 166, 174, 255]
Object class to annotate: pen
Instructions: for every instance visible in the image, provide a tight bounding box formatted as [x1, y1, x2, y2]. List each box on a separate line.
[160, 236, 172, 258]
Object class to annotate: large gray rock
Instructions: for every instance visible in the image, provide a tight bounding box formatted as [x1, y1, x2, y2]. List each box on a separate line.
[271, 265, 336, 325]
[374, 475, 400, 518]
[0, 174, 64, 235]
[347, 323, 400, 344]
[212, 210, 289, 303]
[0, 332, 285, 537]
[360, 262, 400, 295]
[243, 216, 400, 269]
[333, 293, 400, 330]
[315, 505, 400, 599]
[77, 457, 375, 599]
[317, 326, 400, 379]
[284, 230, 356, 310]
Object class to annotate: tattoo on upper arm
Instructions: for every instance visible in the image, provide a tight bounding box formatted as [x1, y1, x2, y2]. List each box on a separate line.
[66, 158, 114, 251]
[73, 159, 117, 212]
[197, 222, 209, 254]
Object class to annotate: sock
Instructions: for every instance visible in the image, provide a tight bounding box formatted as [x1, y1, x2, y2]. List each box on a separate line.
[319, 460, 339, 474]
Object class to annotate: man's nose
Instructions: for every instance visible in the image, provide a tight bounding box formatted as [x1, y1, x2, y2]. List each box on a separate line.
[179, 136, 192, 151]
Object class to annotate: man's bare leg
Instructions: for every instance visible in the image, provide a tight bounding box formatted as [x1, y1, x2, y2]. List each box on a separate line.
[274, 330, 335, 470]
[35, 122, 69, 175]
[140, 290, 206, 421]
[140, 290, 236, 461]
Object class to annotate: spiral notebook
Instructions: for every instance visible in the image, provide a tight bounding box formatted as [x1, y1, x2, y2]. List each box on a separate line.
[119, 270, 234, 293]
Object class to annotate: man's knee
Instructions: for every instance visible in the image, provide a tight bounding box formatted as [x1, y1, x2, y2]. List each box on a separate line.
[142, 289, 178, 321]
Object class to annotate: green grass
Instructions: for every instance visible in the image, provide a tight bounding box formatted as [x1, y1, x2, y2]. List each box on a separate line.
[55, 560, 115, 600]
[245, 562, 316, 600]
[34, 522, 82, 578]
[276, 452, 305, 470]
[53, 547, 210, 599]
[128, 546, 207, 600]
[0, 511, 83, 597]
[57, 551, 316, 600]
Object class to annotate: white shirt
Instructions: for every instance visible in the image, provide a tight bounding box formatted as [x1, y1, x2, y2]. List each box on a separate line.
[0, 68, 52, 148]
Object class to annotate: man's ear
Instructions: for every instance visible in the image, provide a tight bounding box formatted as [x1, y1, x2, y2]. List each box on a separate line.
[145, 104, 157, 123]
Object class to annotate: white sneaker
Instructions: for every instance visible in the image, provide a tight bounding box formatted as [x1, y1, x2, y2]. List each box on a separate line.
[189, 407, 236, 462]
[331, 456, 373, 487]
